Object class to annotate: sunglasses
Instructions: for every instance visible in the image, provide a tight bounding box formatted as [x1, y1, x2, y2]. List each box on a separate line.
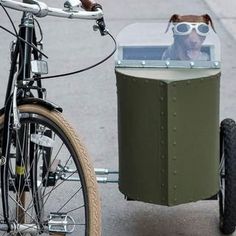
[173, 22, 210, 36]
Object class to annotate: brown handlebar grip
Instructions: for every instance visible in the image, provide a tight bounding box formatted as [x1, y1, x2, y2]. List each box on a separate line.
[80, 0, 102, 11]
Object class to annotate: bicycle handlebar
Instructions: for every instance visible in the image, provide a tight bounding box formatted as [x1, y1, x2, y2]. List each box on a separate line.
[0, 0, 104, 19]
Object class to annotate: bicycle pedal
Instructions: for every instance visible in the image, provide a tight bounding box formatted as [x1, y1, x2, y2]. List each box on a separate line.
[48, 213, 75, 234]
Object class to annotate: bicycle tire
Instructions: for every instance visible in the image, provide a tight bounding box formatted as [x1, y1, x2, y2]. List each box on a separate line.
[0, 104, 101, 236]
[219, 118, 236, 235]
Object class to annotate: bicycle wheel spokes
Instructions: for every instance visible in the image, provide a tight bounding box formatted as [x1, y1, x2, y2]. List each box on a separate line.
[1, 116, 88, 235]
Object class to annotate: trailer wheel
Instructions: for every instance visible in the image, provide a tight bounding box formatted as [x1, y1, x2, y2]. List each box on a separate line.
[219, 118, 236, 235]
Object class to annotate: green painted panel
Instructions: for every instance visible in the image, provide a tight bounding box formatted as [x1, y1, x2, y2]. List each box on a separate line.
[117, 72, 168, 204]
[116, 68, 220, 206]
[167, 75, 220, 205]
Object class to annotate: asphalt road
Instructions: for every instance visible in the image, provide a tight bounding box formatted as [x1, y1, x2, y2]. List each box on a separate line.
[1, 0, 236, 235]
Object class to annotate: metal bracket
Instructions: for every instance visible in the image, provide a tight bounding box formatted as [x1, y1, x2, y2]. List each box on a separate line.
[0, 156, 6, 166]
[64, 0, 82, 10]
[95, 168, 119, 183]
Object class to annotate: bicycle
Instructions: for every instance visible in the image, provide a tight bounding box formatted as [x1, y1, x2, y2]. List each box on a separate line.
[0, 0, 113, 235]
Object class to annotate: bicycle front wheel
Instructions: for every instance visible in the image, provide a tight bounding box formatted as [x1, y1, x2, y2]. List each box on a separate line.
[0, 104, 101, 236]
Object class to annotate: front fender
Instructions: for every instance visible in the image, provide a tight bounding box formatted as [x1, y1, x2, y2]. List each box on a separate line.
[18, 98, 63, 113]
[0, 98, 63, 116]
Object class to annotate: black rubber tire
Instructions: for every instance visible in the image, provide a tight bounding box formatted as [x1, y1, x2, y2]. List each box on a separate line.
[219, 118, 236, 235]
[0, 105, 101, 236]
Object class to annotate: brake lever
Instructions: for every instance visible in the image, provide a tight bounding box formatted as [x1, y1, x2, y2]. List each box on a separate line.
[93, 17, 108, 36]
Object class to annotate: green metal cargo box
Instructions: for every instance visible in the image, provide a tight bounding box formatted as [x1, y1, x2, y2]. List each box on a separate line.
[115, 23, 221, 206]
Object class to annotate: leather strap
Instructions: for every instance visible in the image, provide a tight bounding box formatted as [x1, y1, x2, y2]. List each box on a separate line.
[80, 0, 102, 11]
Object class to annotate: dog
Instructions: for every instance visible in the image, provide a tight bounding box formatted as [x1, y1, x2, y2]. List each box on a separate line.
[162, 14, 216, 61]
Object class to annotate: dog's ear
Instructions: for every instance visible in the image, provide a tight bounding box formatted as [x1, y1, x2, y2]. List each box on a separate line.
[165, 14, 180, 33]
[202, 14, 216, 33]
[169, 14, 180, 23]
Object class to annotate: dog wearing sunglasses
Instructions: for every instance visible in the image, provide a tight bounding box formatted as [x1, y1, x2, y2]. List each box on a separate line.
[162, 14, 216, 61]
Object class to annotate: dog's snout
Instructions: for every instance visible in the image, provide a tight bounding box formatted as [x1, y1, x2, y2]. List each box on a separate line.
[187, 30, 204, 46]
[189, 30, 201, 41]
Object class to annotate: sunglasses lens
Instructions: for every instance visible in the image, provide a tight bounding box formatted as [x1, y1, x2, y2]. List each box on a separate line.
[176, 23, 191, 33]
[198, 24, 209, 34]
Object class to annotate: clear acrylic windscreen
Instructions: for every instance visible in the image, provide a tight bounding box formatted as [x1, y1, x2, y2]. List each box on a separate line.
[115, 23, 221, 69]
